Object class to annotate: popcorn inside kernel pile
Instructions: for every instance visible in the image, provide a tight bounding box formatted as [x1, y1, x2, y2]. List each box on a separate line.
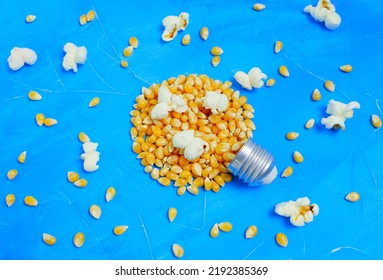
[304, 0, 341, 30]
[7, 47, 37, 70]
[275, 197, 319, 227]
[321, 99, 360, 129]
[234, 67, 267, 90]
[130, 74, 256, 194]
[62, 42, 87, 72]
[81, 142, 100, 172]
[161, 12, 189, 41]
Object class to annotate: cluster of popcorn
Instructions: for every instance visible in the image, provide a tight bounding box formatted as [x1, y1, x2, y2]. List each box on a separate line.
[275, 197, 319, 226]
[304, 0, 341, 30]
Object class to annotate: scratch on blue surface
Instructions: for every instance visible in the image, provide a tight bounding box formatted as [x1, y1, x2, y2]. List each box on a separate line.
[243, 239, 268, 260]
[329, 246, 372, 258]
[136, 211, 154, 260]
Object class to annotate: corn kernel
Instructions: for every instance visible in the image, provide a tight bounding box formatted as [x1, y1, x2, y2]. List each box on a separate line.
[305, 118, 315, 129]
[89, 204, 102, 219]
[5, 194, 15, 207]
[67, 171, 79, 183]
[218, 222, 232, 232]
[86, 10, 96, 22]
[371, 114, 382, 128]
[24, 195, 38, 206]
[204, 177, 212, 191]
[210, 223, 219, 238]
[211, 46, 223, 56]
[216, 143, 230, 154]
[35, 113, 45, 126]
[42, 233, 56, 246]
[293, 151, 304, 163]
[279, 65, 289, 77]
[158, 177, 171, 186]
[168, 207, 177, 222]
[245, 225, 258, 239]
[253, 3, 266, 11]
[123, 46, 134, 57]
[266, 78, 276, 87]
[73, 232, 85, 248]
[276, 232, 288, 247]
[113, 225, 128, 235]
[211, 56, 220, 67]
[177, 186, 186, 196]
[200, 27, 209, 40]
[25, 14, 36, 23]
[151, 168, 160, 180]
[89, 97, 100, 107]
[281, 166, 293, 178]
[324, 80, 335, 92]
[181, 34, 191, 46]
[120, 60, 128, 68]
[274, 40, 283, 53]
[105, 186, 116, 202]
[311, 88, 321, 101]
[74, 178, 88, 187]
[129, 37, 139, 48]
[187, 185, 199, 195]
[286, 131, 299, 140]
[345, 191, 360, 202]
[28, 90, 42, 101]
[79, 14, 88, 25]
[339, 64, 352, 73]
[78, 132, 90, 143]
[44, 118, 58, 127]
[172, 244, 184, 258]
[16, 150, 27, 164]
[191, 162, 202, 177]
[7, 169, 18, 180]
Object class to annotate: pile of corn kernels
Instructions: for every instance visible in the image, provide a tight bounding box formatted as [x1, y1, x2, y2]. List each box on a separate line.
[130, 74, 256, 195]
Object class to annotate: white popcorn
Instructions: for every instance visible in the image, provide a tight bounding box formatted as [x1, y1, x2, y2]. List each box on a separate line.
[150, 102, 171, 120]
[321, 99, 360, 129]
[172, 130, 209, 161]
[158, 86, 172, 104]
[234, 67, 267, 90]
[170, 94, 188, 113]
[7, 47, 37, 70]
[62, 42, 87, 72]
[202, 90, 229, 115]
[304, 0, 341, 30]
[162, 12, 189, 41]
[275, 197, 319, 227]
[81, 142, 100, 172]
[150, 86, 187, 120]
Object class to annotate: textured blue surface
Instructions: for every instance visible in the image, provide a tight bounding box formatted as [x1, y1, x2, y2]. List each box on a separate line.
[0, 0, 383, 260]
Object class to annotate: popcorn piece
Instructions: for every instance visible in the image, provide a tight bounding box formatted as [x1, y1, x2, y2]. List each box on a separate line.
[304, 0, 341, 30]
[162, 12, 189, 41]
[170, 94, 188, 113]
[150, 86, 187, 120]
[275, 197, 319, 227]
[202, 90, 229, 114]
[150, 102, 171, 120]
[62, 42, 87, 72]
[172, 130, 209, 161]
[321, 99, 360, 129]
[7, 47, 37, 70]
[81, 142, 100, 172]
[234, 67, 267, 90]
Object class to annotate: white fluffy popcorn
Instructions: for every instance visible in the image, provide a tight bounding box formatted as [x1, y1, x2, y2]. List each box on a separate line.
[234, 67, 267, 90]
[304, 0, 341, 30]
[81, 142, 100, 172]
[172, 130, 209, 161]
[321, 99, 360, 129]
[162, 12, 189, 41]
[62, 42, 87, 72]
[275, 197, 319, 227]
[151, 102, 171, 120]
[150, 86, 187, 120]
[7, 47, 37, 70]
[202, 90, 229, 115]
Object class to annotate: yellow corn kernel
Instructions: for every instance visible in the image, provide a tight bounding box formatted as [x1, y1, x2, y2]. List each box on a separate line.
[130, 127, 138, 139]
[16, 150, 27, 164]
[281, 166, 293, 178]
[73, 232, 85, 248]
[168, 207, 177, 222]
[113, 225, 128, 235]
[214, 175, 225, 187]
[86, 10, 96, 22]
[172, 244, 184, 258]
[371, 114, 382, 128]
[89, 204, 102, 219]
[74, 178, 88, 188]
[181, 34, 191, 46]
[120, 60, 128, 68]
[279, 65, 289, 77]
[177, 186, 186, 196]
[211, 46, 223, 56]
[218, 222, 233, 232]
[253, 3, 266, 11]
[211, 181, 221, 193]
[146, 153, 155, 165]
[42, 233, 56, 246]
[166, 171, 179, 181]
[67, 171, 79, 183]
[305, 118, 315, 129]
[89, 97, 100, 107]
[132, 142, 142, 154]
[293, 151, 304, 163]
[324, 80, 335, 92]
[216, 142, 230, 154]
[339, 64, 352, 73]
[24, 195, 38, 206]
[35, 113, 45, 126]
[123, 46, 134, 57]
[79, 14, 88, 25]
[311, 88, 321, 101]
[211, 56, 220, 67]
[187, 185, 199, 195]
[266, 78, 276, 87]
[44, 118, 58, 127]
[200, 27, 209, 40]
[204, 177, 212, 191]
[6, 194, 15, 207]
[276, 232, 288, 247]
[221, 173, 233, 183]
[105, 186, 116, 202]
[274, 40, 283, 53]
[345, 191, 360, 202]
[151, 168, 160, 180]
[286, 131, 299, 140]
[78, 132, 90, 143]
[28, 90, 42, 101]
[171, 165, 183, 174]
[192, 177, 204, 188]
[245, 225, 258, 239]
[129, 37, 139, 48]
[7, 169, 18, 180]
[191, 162, 202, 177]
[174, 178, 187, 187]
[210, 223, 219, 238]
[158, 177, 171, 187]
[25, 14, 36, 23]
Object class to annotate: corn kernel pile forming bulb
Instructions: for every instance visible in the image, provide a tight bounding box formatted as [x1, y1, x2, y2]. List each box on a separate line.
[321, 99, 360, 129]
[81, 142, 100, 172]
[161, 12, 189, 41]
[172, 130, 209, 161]
[275, 197, 319, 226]
[234, 67, 267, 90]
[202, 91, 229, 115]
[303, 0, 341, 30]
[7, 47, 37, 70]
[150, 86, 188, 120]
[62, 42, 87, 72]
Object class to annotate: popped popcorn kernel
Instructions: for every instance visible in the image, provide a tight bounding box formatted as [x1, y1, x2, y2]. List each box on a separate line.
[304, 0, 341, 30]
[275, 197, 319, 226]
[321, 99, 360, 129]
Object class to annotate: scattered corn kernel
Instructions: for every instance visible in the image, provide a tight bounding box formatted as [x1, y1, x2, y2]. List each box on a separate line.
[105, 186, 116, 202]
[293, 151, 304, 163]
[276, 232, 288, 247]
[172, 243, 184, 258]
[67, 171, 79, 183]
[177, 186, 186, 196]
[187, 185, 199, 195]
[129, 37, 139, 48]
[345, 191, 360, 202]
[211, 56, 220, 67]
[79, 14, 88, 25]
[123, 46, 134, 57]
[42, 233, 56, 246]
[279, 65, 289, 77]
[253, 3, 266, 11]
[274, 40, 283, 53]
[211, 46, 223, 56]
[371, 114, 382, 128]
[286, 132, 299, 140]
[74, 178, 88, 187]
[7, 169, 18, 180]
[324, 80, 335, 92]
[78, 132, 90, 143]
[73, 232, 85, 248]
[120, 60, 128, 68]
[89, 204, 102, 219]
[339, 64, 352, 73]
[305, 118, 315, 129]
[158, 177, 171, 187]
[35, 113, 45, 126]
[113, 225, 128, 235]
[311, 88, 321, 101]
[86, 10, 96, 22]
[218, 222, 233, 232]
[245, 225, 258, 239]
[181, 34, 191, 46]
[5, 194, 15, 207]
[89, 97, 100, 107]
[44, 118, 58, 127]
[168, 207, 177, 222]
[26, 14, 36, 23]
[200, 27, 209, 40]
[266, 78, 276, 87]
[210, 223, 219, 238]
[28, 90, 42, 101]
[17, 151, 27, 164]
[281, 166, 293, 178]
[24, 195, 38, 206]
